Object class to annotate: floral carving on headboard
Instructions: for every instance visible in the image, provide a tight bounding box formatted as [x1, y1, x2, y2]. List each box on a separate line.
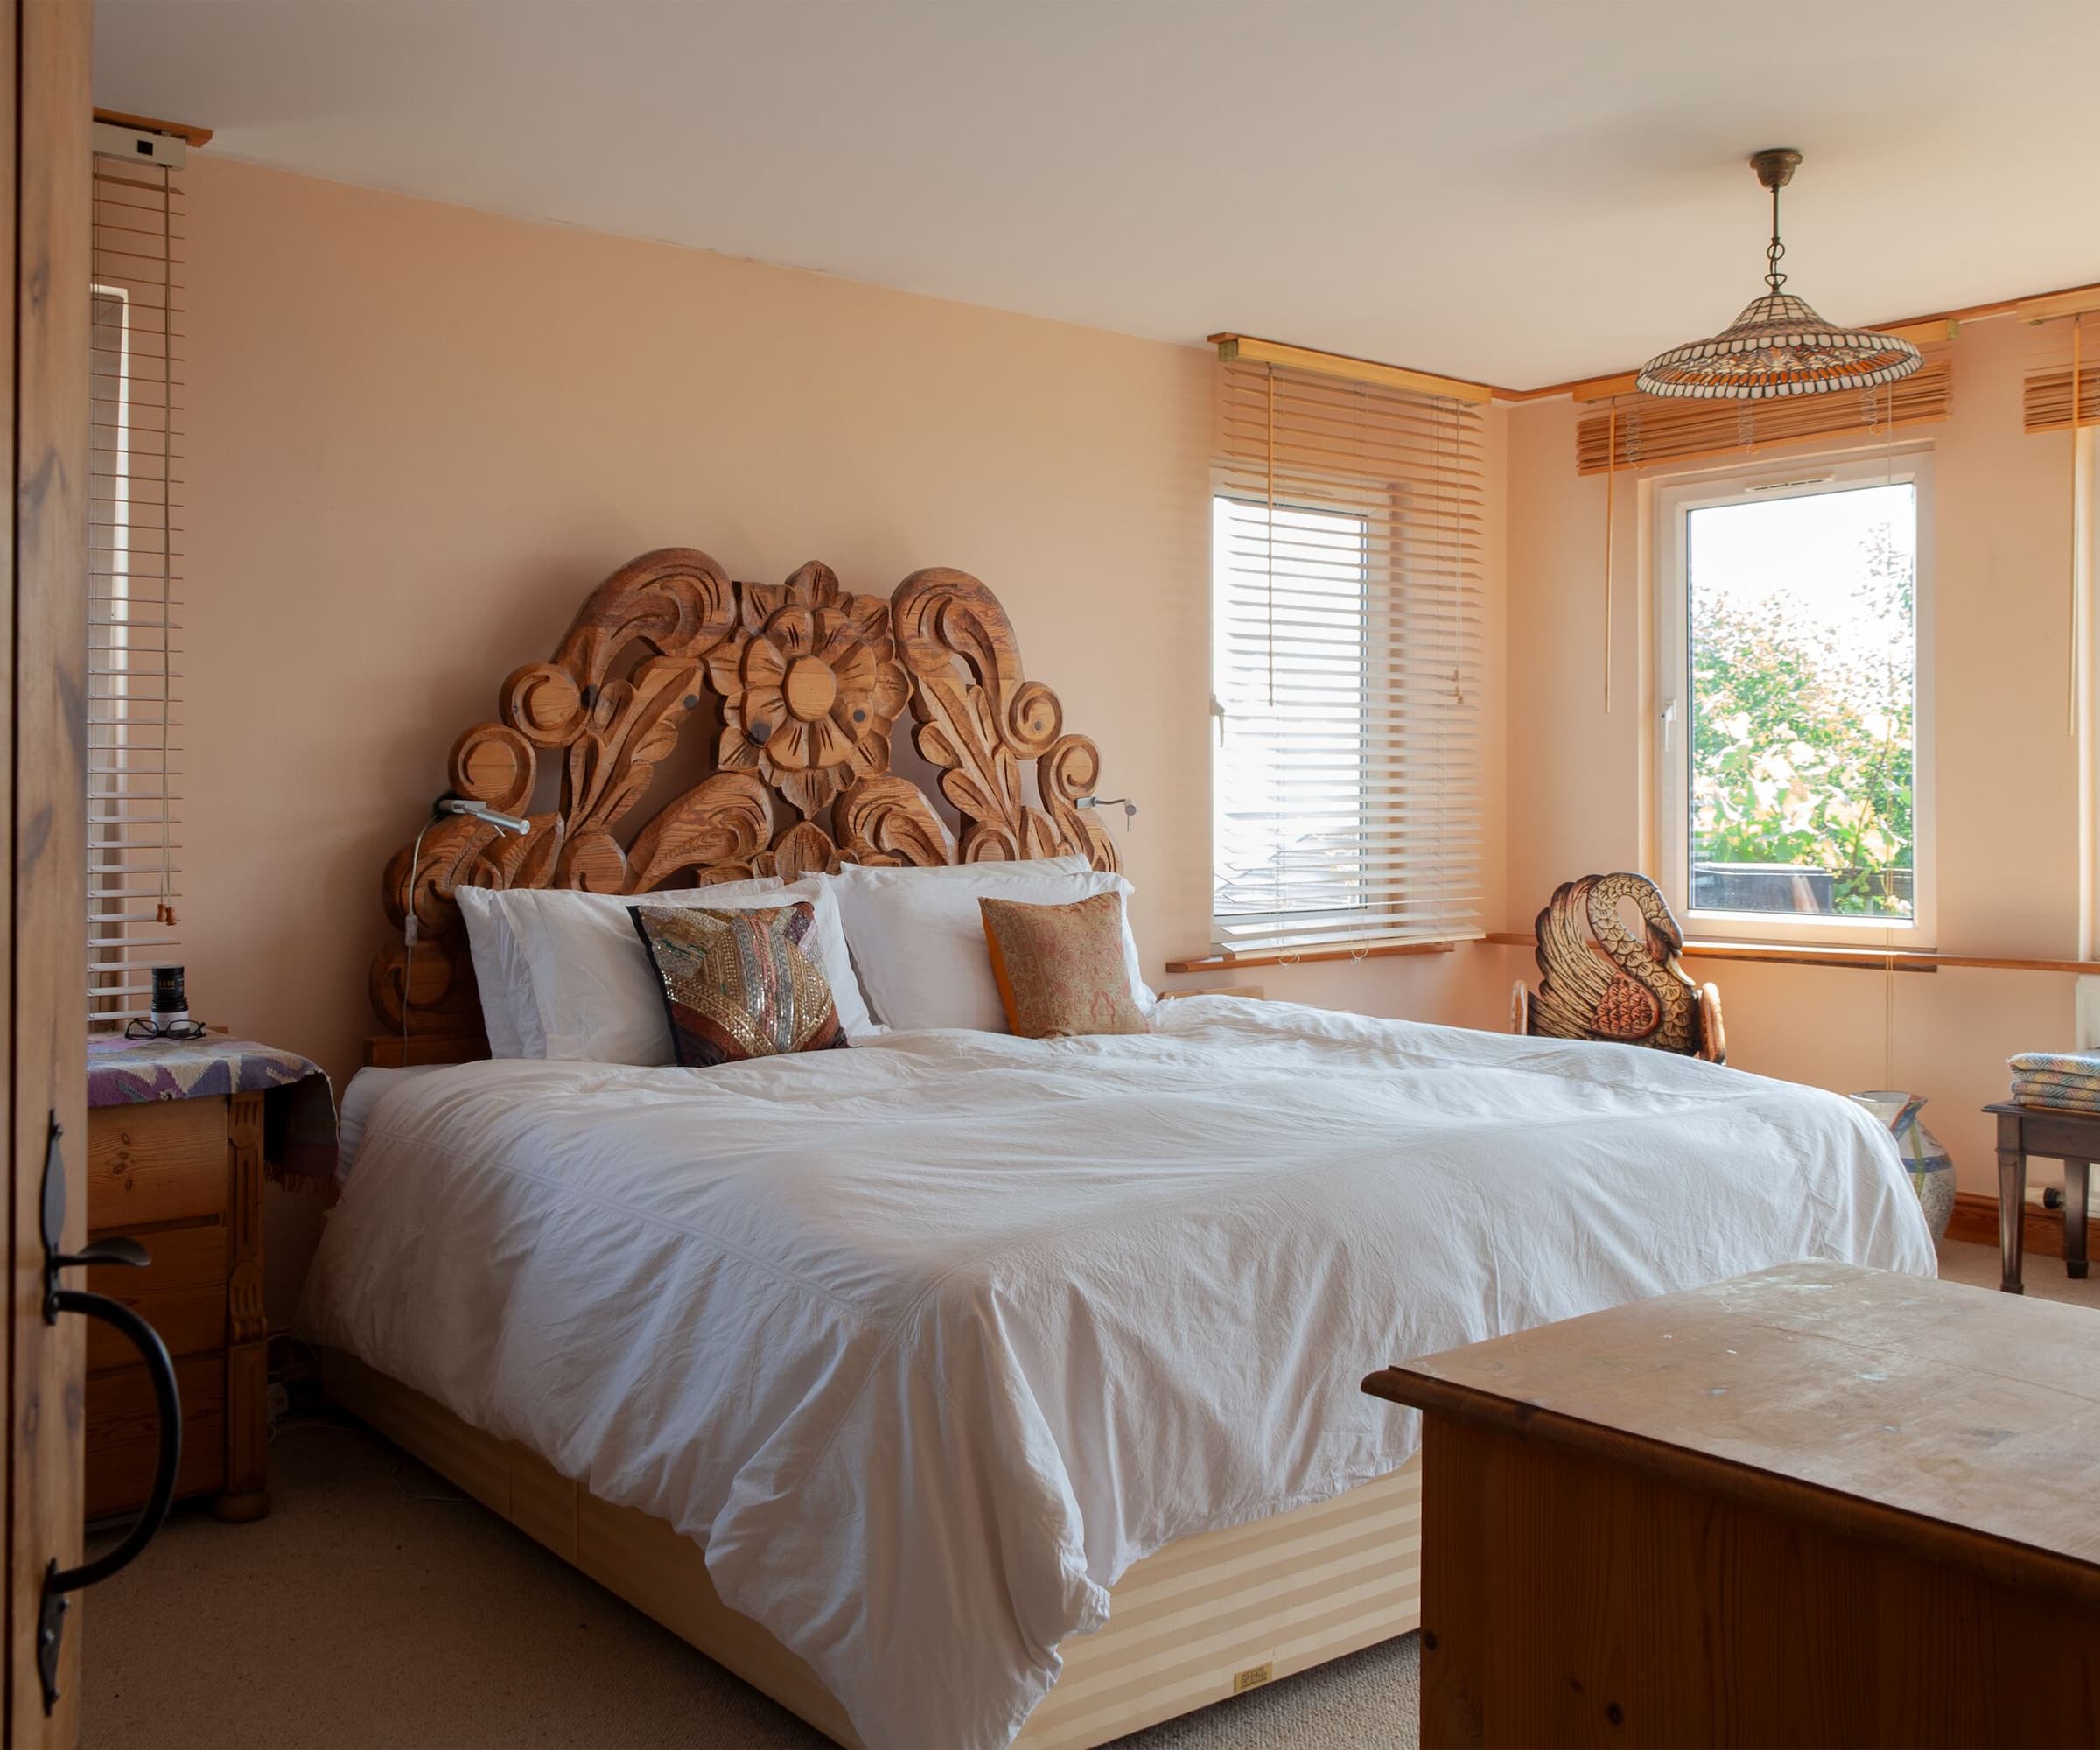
[369, 548, 1119, 1055]
[707, 561, 913, 878]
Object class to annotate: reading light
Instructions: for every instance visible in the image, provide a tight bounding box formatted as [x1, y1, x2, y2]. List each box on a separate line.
[438, 795, 531, 835]
[1075, 794, 1138, 831]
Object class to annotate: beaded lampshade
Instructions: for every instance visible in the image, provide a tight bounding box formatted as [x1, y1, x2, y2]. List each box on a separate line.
[1638, 150, 1922, 402]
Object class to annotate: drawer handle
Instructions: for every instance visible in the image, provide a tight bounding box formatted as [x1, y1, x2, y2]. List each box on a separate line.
[35, 1115, 183, 1712]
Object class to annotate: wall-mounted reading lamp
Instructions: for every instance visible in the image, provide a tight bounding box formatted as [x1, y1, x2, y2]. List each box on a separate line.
[1075, 795, 1138, 831]
[438, 795, 532, 835]
[400, 793, 533, 1058]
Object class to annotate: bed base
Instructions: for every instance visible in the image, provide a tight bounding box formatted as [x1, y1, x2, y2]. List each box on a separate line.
[320, 1350, 1421, 1748]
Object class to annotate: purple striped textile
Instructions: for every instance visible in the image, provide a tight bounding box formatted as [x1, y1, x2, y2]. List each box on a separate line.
[87, 1034, 339, 1189]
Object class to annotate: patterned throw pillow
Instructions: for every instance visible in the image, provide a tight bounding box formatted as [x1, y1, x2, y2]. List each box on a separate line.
[628, 902, 850, 1068]
[978, 891, 1151, 1039]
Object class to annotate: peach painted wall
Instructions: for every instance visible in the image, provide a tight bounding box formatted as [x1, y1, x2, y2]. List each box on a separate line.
[177, 158, 1510, 1318]
[1503, 314, 2082, 1203]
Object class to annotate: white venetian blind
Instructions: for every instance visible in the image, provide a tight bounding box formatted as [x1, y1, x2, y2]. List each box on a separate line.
[89, 134, 184, 1021]
[1211, 354, 1484, 956]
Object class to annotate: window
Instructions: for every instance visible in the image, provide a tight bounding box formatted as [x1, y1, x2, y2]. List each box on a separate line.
[1212, 497, 1374, 933]
[1657, 452, 1932, 942]
[1210, 358, 1482, 956]
[90, 133, 185, 1021]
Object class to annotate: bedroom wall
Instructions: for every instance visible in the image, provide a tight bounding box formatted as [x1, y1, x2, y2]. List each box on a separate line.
[1501, 313, 2081, 1203]
[176, 156, 1510, 1318]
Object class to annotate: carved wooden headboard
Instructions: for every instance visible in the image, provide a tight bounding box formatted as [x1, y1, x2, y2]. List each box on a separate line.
[370, 549, 1119, 1060]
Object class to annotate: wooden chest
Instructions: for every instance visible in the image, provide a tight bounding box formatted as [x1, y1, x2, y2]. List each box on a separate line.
[1365, 1260, 2100, 1747]
[84, 1092, 269, 1522]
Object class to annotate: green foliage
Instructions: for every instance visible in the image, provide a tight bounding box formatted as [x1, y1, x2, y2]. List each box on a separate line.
[1690, 523, 1914, 918]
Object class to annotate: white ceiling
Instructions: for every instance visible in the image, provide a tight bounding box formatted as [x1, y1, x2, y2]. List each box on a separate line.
[94, 0, 2100, 388]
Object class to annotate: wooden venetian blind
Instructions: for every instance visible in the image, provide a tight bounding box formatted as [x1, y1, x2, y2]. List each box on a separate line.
[1577, 339, 1954, 475]
[1212, 355, 1484, 956]
[2022, 334, 2100, 434]
[90, 130, 185, 1021]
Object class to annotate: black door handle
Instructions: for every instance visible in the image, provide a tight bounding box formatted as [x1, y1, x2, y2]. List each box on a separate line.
[35, 1114, 184, 1712]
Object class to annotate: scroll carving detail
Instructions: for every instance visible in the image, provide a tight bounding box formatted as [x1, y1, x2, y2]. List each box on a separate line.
[891, 568, 1114, 872]
[371, 550, 1122, 1054]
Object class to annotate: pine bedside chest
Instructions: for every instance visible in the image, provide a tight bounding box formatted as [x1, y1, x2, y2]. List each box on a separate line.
[83, 1035, 338, 1525]
[85, 1090, 269, 1521]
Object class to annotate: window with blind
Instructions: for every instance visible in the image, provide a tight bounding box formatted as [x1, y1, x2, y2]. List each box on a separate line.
[1210, 357, 1483, 956]
[90, 128, 185, 1022]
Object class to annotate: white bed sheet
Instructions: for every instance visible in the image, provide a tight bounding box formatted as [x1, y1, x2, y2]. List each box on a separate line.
[298, 997, 1934, 1749]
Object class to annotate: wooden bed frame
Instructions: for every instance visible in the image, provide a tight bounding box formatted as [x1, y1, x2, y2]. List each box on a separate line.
[346, 549, 1424, 1745]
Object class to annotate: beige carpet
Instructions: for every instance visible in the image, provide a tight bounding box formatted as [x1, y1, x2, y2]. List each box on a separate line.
[80, 1425, 1417, 1750]
[80, 1240, 2091, 1750]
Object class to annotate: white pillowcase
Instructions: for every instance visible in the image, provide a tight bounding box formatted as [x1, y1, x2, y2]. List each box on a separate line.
[456, 877, 780, 1060]
[508, 876, 878, 1062]
[455, 882, 590, 1059]
[833, 858, 1153, 1032]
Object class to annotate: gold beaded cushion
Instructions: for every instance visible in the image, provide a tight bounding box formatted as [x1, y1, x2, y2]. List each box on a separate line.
[978, 891, 1151, 1039]
[628, 901, 850, 1069]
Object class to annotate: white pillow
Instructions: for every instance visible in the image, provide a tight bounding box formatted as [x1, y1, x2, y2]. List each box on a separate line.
[509, 876, 878, 1062]
[455, 883, 557, 1059]
[833, 858, 1153, 1032]
[456, 877, 779, 1060]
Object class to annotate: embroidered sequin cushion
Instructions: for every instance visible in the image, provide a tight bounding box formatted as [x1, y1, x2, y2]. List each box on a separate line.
[978, 891, 1152, 1039]
[628, 901, 851, 1068]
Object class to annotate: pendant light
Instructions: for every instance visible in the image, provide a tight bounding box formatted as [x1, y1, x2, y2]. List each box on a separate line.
[1638, 149, 1922, 400]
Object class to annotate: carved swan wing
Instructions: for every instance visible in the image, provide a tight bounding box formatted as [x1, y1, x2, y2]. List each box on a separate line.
[1525, 872, 1704, 1056]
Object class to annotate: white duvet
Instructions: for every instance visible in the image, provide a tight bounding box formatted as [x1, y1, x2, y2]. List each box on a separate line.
[298, 998, 1934, 1749]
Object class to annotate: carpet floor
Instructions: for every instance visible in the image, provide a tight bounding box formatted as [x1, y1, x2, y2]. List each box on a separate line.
[80, 1240, 2090, 1750]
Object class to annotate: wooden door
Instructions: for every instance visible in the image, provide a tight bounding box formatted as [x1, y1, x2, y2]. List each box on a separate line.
[7, 0, 92, 1742]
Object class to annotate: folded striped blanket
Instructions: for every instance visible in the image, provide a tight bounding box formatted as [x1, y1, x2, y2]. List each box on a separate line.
[2007, 1053, 2100, 1110]
[2007, 1067, 2100, 1092]
[2010, 1075, 2100, 1113]
[2010, 1051, 2100, 1077]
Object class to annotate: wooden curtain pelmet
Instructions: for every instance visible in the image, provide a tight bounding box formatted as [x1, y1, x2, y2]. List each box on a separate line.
[1575, 345, 1954, 477]
[1211, 354, 1485, 956]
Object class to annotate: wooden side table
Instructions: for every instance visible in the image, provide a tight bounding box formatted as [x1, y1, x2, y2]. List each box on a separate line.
[1364, 1261, 2100, 1748]
[85, 1090, 270, 1522]
[1984, 1101, 2096, 1294]
[82, 1029, 335, 1525]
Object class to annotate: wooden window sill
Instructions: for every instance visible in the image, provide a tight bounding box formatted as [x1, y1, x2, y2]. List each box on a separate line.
[1484, 931, 2100, 976]
[1164, 941, 1459, 975]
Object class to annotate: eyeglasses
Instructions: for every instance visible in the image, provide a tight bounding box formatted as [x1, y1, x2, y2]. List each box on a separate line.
[124, 1017, 207, 1041]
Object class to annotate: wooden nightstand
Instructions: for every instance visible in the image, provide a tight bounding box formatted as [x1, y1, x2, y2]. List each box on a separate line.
[84, 1090, 269, 1522]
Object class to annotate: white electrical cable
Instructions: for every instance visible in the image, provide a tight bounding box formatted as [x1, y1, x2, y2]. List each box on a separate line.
[399, 798, 534, 1060]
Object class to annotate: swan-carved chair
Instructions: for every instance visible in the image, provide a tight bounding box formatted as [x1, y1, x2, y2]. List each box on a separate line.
[1510, 871, 1726, 1063]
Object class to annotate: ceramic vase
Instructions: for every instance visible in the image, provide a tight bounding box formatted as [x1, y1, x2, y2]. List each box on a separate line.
[1851, 1090, 1955, 1242]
